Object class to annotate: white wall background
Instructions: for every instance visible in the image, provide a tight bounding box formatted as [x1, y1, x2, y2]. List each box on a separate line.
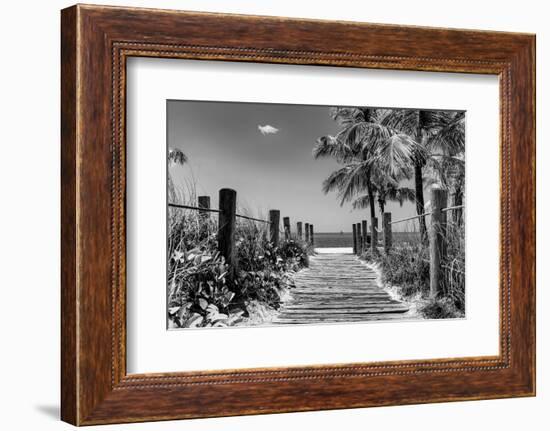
[0, 0, 546, 429]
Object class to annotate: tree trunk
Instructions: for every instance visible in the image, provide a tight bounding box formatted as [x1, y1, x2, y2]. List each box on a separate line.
[378, 201, 385, 218]
[414, 162, 427, 241]
[452, 189, 463, 225]
[415, 111, 430, 243]
[366, 180, 376, 219]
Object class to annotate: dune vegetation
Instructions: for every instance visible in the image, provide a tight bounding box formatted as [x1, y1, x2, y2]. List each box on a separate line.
[167, 176, 312, 328]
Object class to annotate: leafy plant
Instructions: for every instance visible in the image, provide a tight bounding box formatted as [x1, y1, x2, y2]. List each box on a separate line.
[168, 248, 236, 328]
[167, 207, 311, 328]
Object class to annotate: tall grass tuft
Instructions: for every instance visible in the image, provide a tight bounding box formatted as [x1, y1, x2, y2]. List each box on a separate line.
[361, 217, 465, 319]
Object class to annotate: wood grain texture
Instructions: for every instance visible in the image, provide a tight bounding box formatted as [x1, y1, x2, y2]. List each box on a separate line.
[60, 4, 536, 426]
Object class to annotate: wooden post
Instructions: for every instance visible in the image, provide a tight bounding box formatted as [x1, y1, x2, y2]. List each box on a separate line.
[309, 224, 314, 246]
[269, 210, 280, 246]
[283, 217, 291, 240]
[353, 224, 358, 253]
[297, 222, 303, 240]
[305, 223, 310, 243]
[356, 222, 363, 255]
[218, 189, 237, 276]
[362, 220, 368, 247]
[430, 187, 448, 298]
[358, 223, 363, 253]
[383, 212, 392, 253]
[371, 217, 378, 254]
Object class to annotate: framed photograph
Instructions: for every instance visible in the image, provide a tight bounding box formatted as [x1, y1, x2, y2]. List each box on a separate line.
[61, 4, 535, 426]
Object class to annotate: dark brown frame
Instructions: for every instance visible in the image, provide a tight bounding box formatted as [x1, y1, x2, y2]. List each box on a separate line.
[61, 4, 536, 426]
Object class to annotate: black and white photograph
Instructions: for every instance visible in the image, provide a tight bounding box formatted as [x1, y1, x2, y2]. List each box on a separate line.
[166, 101, 466, 329]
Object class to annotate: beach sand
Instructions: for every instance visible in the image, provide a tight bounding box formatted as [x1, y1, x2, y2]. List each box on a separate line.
[314, 247, 353, 254]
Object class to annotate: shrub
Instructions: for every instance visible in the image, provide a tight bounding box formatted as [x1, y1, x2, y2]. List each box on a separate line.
[419, 297, 463, 319]
[442, 222, 465, 312]
[275, 238, 310, 271]
[365, 244, 430, 297]
[168, 248, 243, 328]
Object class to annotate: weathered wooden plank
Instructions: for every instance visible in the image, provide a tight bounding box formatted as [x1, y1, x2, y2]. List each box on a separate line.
[288, 296, 394, 299]
[273, 252, 409, 325]
[282, 301, 400, 307]
[272, 316, 409, 324]
[292, 289, 380, 293]
[281, 307, 407, 313]
[278, 306, 409, 314]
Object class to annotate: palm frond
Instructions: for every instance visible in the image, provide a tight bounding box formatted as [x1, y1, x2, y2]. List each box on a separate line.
[428, 112, 465, 155]
[329, 107, 374, 126]
[168, 148, 188, 165]
[351, 194, 372, 210]
[387, 186, 416, 206]
[312, 135, 356, 163]
[419, 110, 455, 131]
[379, 109, 419, 137]
[321, 165, 354, 194]
[321, 162, 373, 206]
[338, 121, 399, 159]
[372, 133, 423, 177]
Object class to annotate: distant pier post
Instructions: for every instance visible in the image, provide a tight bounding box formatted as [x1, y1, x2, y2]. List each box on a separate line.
[309, 224, 314, 246]
[218, 189, 237, 277]
[356, 222, 363, 255]
[297, 222, 303, 240]
[305, 223, 310, 244]
[383, 212, 392, 253]
[430, 187, 448, 298]
[352, 224, 357, 254]
[269, 210, 280, 247]
[283, 217, 291, 240]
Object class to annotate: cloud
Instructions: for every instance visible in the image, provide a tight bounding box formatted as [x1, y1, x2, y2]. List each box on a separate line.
[258, 124, 279, 136]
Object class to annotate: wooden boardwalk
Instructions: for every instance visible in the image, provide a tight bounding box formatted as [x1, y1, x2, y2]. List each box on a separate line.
[273, 252, 409, 325]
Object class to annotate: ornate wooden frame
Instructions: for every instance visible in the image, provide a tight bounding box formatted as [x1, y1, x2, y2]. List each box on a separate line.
[61, 4, 536, 426]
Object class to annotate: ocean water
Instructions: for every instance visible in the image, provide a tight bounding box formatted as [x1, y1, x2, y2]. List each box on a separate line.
[314, 232, 421, 248]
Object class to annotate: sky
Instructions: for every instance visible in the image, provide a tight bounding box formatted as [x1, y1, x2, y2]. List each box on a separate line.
[167, 100, 422, 233]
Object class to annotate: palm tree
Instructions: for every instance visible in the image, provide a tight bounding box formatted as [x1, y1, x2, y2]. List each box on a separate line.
[313, 108, 377, 219]
[314, 107, 422, 221]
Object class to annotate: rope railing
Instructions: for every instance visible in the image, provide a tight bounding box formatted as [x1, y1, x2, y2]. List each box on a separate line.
[235, 213, 272, 224]
[389, 211, 432, 225]
[441, 204, 465, 213]
[389, 205, 464, 225]
[169, 192, 316, 270]
[169, 202, 272, 224]
[168, 203, 221, 213]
